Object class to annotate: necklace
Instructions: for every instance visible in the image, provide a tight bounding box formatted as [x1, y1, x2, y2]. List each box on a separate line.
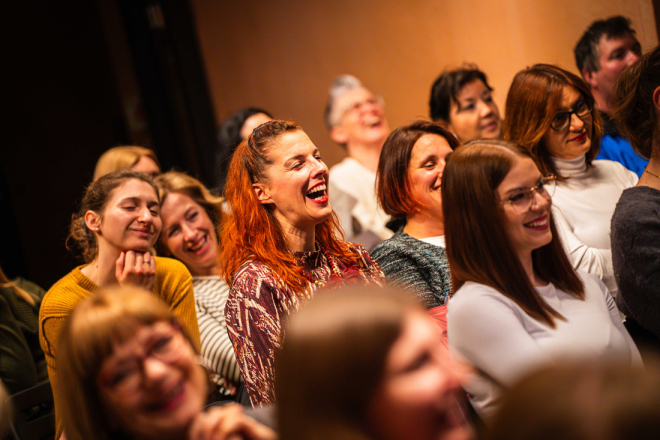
[302, 242, 342, 288]
[645, 166, 660, 180]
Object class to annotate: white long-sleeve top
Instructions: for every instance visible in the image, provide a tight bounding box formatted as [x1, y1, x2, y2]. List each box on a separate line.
[551, 156, 637, 297]
[447, 271, 641, 419]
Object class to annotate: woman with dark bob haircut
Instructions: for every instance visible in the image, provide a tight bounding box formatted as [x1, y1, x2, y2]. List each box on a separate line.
[220, 120, 384, 406]
[277, 286, 474, 440]
[371, 121, 458, 337]
[443, 139, 640, 418]
[504, 64, 637, 298]
[610, 45, 660, 348]
[429, 64, 502, 143]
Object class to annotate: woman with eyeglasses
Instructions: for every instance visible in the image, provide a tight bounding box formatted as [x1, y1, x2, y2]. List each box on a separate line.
[503, 64, 637, 298]
[56, 287, 276, 440]
[443, 140, 641, 419]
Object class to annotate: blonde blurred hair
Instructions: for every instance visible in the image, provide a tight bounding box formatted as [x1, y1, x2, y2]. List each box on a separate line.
[93, 146, 160, 181]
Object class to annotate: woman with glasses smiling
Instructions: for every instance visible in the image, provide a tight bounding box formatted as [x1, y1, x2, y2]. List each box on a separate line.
[503, 64, 637, 299]
[443, 140, 640, 419]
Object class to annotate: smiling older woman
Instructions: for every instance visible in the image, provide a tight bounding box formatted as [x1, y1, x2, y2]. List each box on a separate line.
[220, 120, 385, 406]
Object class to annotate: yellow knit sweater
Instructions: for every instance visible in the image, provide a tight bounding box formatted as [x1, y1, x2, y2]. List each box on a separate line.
[39, 256, 200, 439]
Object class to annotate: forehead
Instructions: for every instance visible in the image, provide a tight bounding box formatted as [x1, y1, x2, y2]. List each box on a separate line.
[455, 78, 488, 100]
[597, 32, 639, 56]
[267, 130, 316, 163]
[105, 321, 172, 360]
[558, 86, 582, 107]
[498, 156, 541, 193]
[336, 87, 375, 110]
[107, 179, 158, 204]
[385, 311, 440, 372]
[161, 191, 198, 217]
[410, 134, 452, 160]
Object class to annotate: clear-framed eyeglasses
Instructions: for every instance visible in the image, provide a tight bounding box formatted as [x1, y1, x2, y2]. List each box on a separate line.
[341, 95, 385, 120]
[549, 99, 593, 131]
[499, 175, 557, 213]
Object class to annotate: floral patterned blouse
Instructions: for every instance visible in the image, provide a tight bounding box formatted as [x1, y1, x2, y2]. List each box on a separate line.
[225, 243, 384, 405]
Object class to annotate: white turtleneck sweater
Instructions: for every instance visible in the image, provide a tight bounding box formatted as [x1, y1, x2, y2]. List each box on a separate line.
[551, 156, 637, 297]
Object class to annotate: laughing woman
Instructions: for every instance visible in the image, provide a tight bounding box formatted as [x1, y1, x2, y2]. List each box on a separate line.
[39, 170, 200, 438]
[155, 171, 241, 399]
[221, 120, 385, 406]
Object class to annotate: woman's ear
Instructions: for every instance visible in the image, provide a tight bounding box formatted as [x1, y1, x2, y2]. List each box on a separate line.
[84, 210, 102, 233]
[252, 183, 273, 205]
[653, 86, 660, 111]
[330, 126, 349, 145]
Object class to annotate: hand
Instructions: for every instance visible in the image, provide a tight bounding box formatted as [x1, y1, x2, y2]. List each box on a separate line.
[188, 404, 277, 440]
[115, 251, 156, 291]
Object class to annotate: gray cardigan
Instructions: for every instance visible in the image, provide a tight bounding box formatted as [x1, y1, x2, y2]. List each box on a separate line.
[370, 228, 452, 309]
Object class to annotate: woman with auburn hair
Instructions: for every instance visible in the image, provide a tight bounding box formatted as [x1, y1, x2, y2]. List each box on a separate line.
[277, 286, 474, 440]
[93, 145, 161, 180]
[155, 171, 241, 399]
[220, 120, 385, 406]
[57, 287, 275, 440]
[39, 169, 200, 439]
[443, 140, 640, 418]
[503, 64, 637, 298]
[371, 121, 458, 337]
[610, 46, 660, 348]
[429, 64, 502, 143]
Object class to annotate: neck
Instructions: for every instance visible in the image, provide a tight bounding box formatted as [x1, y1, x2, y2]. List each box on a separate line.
[280, 222, 317, 253]
[638, 155, 660, 191]
[593, 91, 610, 115]
[345, 141, 383, 173]
[519, 251, 544, 287]
[80, 246, 123, 288]
[403, 212, 444, 239]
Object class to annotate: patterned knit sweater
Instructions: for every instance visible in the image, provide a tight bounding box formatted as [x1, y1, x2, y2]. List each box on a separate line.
[370, 229, 452, 309]
[225, 244, 384, 406]
[39, 256, 200, 439]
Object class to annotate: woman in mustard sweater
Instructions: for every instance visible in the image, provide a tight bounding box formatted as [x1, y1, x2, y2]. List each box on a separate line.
[39, 169, 200, 439]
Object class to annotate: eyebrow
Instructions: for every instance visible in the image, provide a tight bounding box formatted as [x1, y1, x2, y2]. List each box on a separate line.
[284, 149, 319, 166]
[118, 196, 159, 207]
[504, 177, 544, 195]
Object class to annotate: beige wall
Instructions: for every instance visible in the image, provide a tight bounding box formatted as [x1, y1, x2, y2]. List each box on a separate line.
[191, 0, 657, 168]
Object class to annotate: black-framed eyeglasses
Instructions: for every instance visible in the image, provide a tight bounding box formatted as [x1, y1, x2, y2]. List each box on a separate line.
[499, 175, 557, 213]
[549, 99, 593, 131]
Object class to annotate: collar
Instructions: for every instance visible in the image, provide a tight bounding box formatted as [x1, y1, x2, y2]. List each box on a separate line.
[552, 155, 587, 175]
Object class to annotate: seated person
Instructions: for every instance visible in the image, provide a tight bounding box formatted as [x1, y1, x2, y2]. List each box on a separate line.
[429, 64, 502, 143]
[324, 74, 392, 247]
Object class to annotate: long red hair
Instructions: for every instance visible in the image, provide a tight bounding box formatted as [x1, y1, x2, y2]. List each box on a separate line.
[219, 120, 360, 293]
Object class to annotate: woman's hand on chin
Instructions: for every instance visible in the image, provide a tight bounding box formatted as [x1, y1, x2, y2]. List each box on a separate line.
[188, 404, 277, 440]
[115, 250, 156, 291]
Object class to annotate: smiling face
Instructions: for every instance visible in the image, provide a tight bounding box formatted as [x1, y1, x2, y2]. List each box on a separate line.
[90, 179, 162, 255]
[330, 87, 390, 149]
[254, 130, 333, 235]
[367, 310, 472, 440]
[448, 79, 502, 143]
[542, 86, 593, 160]
[160, 192, 218, 276]
[97, 321, 207, 440]
[497, 156, 553, 261]
[407, 134, 454, 222]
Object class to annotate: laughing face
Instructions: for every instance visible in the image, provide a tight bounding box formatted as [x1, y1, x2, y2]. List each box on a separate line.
[254, 130, 333, 235]
[97, 321, 207, 440]
[497, 156, 553, 260]
[91, 179, 162, 254]
[542, 86, 593, 160]
[159, 192, 219, 276]
[407, 134, 454, 221]
[330, 87, 390, 148]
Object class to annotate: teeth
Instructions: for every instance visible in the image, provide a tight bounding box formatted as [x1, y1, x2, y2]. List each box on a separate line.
[526, 218, 548, 227]
[188, 236, 206, 252]
[307, 183, 326, 194]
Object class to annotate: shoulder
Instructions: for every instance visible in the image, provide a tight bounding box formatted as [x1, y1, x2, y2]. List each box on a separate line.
[155, 256, 191, 278]
[40, 267, 94, 316]
[591, 160, 638, 185]
[329, 157, 363, 176]
[449, 283, 513, 314]
[371, 233, 442, 264]
[193, 277, 230, 299]
[613, 187, 660, 225]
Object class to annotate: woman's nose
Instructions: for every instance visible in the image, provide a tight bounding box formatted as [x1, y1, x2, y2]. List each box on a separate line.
[142, 356, 169, 386]
[531, 189, 551, 210]
[182, 223, 196, 241]
[569, 112, 585, 131]
[138, 207, 153, 223]
[479, 101, 494, 118]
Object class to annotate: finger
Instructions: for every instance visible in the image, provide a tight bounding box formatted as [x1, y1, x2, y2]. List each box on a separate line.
[145, 252, 155, 272]
[239, 417, 277, 440]
[115, 252, 126, 280]
[135, 252, 144, 270]
[124, 250, 136, 269]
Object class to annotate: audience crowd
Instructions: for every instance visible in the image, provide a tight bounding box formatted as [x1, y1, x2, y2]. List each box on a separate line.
[1, 13, 658, 440]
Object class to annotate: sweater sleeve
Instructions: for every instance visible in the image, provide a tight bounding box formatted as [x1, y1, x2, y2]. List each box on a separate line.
[552, 205, 617, 296]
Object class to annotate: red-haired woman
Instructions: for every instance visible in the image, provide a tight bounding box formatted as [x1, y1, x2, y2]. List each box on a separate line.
[220, 120, 385, 406]
[443, 140, 640, 419]
[503, 64, 637, 298]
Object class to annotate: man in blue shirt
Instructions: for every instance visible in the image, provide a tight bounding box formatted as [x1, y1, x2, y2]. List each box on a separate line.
[575, 16, 645, 176]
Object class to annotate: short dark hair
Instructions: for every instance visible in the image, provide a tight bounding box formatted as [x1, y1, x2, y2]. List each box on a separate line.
[376, 121, 458, 219]
[429, 64, 493, 123]
[574, 16, 637, 74]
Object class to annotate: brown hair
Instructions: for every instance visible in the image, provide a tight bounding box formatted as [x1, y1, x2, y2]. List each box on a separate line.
[219, 120, 359, 292]
[486, 360, 659, 440]
[442, 139, 584, 327]
[154, 171, 225, 256]
[57, 287, 201, 440]
[503, 64, 603, 179]
[276, 286, 419, 440]
[376, 120, 459, 219]
[93, 146, 160, 181]
[429, 64, 494, 123]
[67, 170, 159, 263]
[611, 45, 660, 160]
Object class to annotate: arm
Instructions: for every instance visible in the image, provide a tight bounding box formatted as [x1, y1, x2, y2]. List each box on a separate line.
[225, 266, 290, 406]
[0, 294, 39, 394]
[195, 282, 242, 389]
[552, 206, 617, 295]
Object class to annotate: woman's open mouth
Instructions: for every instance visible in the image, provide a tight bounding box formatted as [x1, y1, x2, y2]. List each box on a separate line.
[524, 215, 549, 230]
[145, 381, 186, 413]
[306, 182, 328, 204]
